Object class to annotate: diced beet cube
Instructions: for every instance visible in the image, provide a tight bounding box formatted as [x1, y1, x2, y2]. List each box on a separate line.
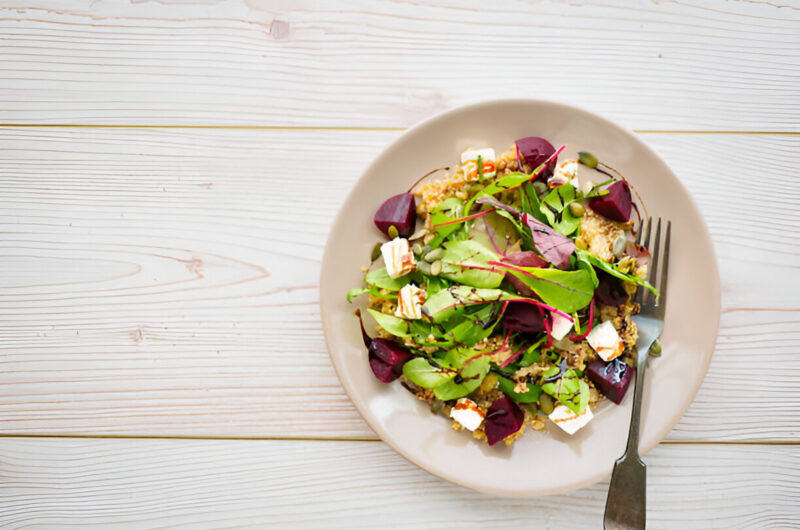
[484, 397, 525, 446]
[515, 137, 557, 179]
[594, 271, 629, 307]
[374, 193, 417, 238]
[589, 180, 632, 222]
[368, 338, 413, 383]
[502, 302, 546, 334]
[586, 358, 635, 404]
[502, 251, 547, 297]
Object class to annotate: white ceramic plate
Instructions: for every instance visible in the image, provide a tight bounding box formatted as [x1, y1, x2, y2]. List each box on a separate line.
[319, 99, 720, 496]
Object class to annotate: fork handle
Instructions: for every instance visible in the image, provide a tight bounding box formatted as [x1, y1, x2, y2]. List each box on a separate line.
[604, 455, 647, 529]
[625, 352, 650, 454]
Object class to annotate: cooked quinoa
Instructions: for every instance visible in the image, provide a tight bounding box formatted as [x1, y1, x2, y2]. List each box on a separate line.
[351, 138, 655, 447]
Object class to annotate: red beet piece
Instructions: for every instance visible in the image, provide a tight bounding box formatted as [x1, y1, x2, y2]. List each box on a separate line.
[586, 358, 635, 405]
[484, 396, 525, 446]
[502, 251, 547, 296]
[594, 271, 629, 307]
[589, 180, 632, 222]
[368, 338, 413, 383]
[374, 193, 417, 238]
[515, 137, 556, 179]
[502, 302, 546, 334]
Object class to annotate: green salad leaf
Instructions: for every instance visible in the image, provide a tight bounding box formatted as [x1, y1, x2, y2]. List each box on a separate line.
[403, 357, 454, 388]
[502, 266, 595, 313]
[433, 349, 491, 401]
[365, 267, 410, 291]
[347, 287, 368, 302]
[346, 285, 397, 302]
[540, 184, 581, 236]
[520, 181, 546, 221]
[468, 210, 520, 257]
[439, 240, 504, 288]
[541, 369, 589, 414]
[423, 285, 519, 323]
[575, 248, 659, 296]
[442, 304, 502, 347]
[366, 309, 411, 337]
[428, 198, 464, 247]
[497, 375, 542, 403]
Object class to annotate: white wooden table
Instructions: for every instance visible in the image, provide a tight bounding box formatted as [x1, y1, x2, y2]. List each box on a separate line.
[0, 1, 798, 527]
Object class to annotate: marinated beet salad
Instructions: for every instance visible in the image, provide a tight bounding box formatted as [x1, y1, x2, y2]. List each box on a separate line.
[347, 137, 659, 447]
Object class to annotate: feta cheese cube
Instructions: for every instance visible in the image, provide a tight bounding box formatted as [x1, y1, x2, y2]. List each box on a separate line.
[461, 147, 497, 180]
[548, 403, 594, 435]
[449, 397, 485, 431]
[586, 320, 625, 362]
[548, 159, 579, 188]
[550, 311, 575, 341]
[380, 237, 416, 278]
[395, 283, 425, 320]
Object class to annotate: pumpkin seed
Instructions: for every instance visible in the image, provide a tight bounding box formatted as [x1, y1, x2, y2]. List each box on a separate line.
[411, 242, 423, 256]
[409, 227, 428, 240]
[423, 248, 444, 262]
[370, 243, 382, 261]
[578, 151, 599, 168]
[539, 393, 554, 415]
[387, 225, 399, 239]
[480, 374, 498, 393]
[533, 181, 548, 196]
[649, 339, 662, 357]
[569, 202, 586, 217]
[522, 403, 539, 417]
[417, 261, 432, 275]
[430, 260, 442, 276]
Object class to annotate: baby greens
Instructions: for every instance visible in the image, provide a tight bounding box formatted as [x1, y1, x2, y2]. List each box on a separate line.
[348, 139, 656, 446]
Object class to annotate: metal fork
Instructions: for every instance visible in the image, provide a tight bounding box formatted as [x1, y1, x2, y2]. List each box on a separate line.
[604, 217, 671, 530]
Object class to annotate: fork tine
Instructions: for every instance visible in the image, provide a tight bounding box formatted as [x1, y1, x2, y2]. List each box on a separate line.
[636, 216, 651, 246]
[645, 219, 662, 306]
[657, 221, 671, 307]
[633, 217, 653, 306]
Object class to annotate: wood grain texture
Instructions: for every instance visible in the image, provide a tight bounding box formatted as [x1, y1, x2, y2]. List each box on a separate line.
[0, 0, 799, 129]
[0, 438, 798, 529]
[0, 127, 797, 440]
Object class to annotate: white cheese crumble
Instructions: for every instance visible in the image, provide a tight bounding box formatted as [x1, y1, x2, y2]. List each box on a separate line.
[461, 147, 497, 179]
[548, 403, 594, 435]
[449, 397, 485, 431]
[380, 237, 416, 278]
[586, 320, 625, 362]
[550, 311, 575, 341]
[395, 283, 425, 320]
[548, 159, 580, 188]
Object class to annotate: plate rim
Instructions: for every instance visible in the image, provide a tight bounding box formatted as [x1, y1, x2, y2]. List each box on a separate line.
[319, 97, 721, 496]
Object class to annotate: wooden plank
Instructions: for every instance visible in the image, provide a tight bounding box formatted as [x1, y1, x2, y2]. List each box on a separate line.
[0, 128, 797, 440]
[0, 0, 799, 129]
[0, 437, 797, 529]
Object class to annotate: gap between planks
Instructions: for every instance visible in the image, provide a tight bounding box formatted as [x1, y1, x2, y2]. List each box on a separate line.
[0, 124, 799, 135]
[0, 433, 797, 445]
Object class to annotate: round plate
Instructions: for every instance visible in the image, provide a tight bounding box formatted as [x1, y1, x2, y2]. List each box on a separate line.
[319, 99, 720, 496]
